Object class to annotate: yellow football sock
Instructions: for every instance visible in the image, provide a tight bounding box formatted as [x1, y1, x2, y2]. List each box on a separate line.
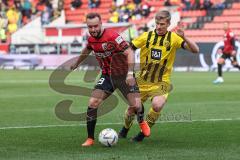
[146, 107, 160, 128]
[124, 110, 135, 129]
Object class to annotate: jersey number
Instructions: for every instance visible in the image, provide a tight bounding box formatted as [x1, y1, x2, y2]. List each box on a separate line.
[97, 78, 105, 85]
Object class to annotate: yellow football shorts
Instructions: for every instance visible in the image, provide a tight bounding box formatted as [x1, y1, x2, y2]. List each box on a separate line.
[136, 77, 172, 103]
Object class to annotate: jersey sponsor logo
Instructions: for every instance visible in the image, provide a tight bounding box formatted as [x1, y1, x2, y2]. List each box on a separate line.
[94, 51, 112, 58]
[151, 48, 162, 60]
[102, 42, 116, 52]
[115, 36, 124, 44]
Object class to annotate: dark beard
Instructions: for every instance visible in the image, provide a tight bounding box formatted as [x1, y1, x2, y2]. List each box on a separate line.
[91, 29, 103, 39]
[96, 31, 102, 38]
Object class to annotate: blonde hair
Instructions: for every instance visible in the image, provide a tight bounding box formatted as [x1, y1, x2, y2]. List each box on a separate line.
[155, 10, 171, 22]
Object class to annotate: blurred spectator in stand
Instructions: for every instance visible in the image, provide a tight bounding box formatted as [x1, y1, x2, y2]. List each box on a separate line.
[52, 9, 60, 20]
[88, 0, 100, 8]
[0, 14, 7, 43]
[114, 0, 124, 7]
[0, 0, 6, 16]
[110, 0, 153, 23]
[192, 0, 201, 10]
[127, 0, 136, 11]
[6, 5, 20, 34]
[36, 0, 47, 12]
[7, 0, 14, 8]
[182, 0, 191, 10]
[164, 0, 172, 6]
[30, 0, 39, 15]
[124, 0, 136, 21]
[22, 0, 32, 24]
[14, 0, 22, 11]
[0, 0, 60, 36]
[58, 0, 64, 11]
[118, 5, 131, 22]
[1, 0, 8, 6]
[41, 6, 51, 25]
[133, 0, 141, 5]
[71, 0, 82, 10]
[14, 0, 23, 27]
[170, 0, 181, 5]
[214, 0, 225, 10]
[46, 1, 54, 21]
[109, 11, 119, 23]
[52, 0, 59, 10]
[132, 4, 142, 20]
[203, 0, 213, 10]
[141, 1, 151, 17]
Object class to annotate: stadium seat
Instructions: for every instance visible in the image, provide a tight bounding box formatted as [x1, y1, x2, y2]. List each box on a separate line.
[232, 2, 240, 9]
[214, 16, 240, 22]
[180, 10, 206, 17]
[204, 22, 240, 29]
[222, 9, 240, 16]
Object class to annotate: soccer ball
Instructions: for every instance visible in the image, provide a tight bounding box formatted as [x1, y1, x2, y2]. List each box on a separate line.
[98, 128, 118, 147]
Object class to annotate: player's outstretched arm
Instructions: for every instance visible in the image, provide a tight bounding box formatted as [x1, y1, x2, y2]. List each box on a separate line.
[183, 36, 199, 54]
[124, 47, 136, 86]
[71, 47, 92, 70]
[177, 28, 199, 54]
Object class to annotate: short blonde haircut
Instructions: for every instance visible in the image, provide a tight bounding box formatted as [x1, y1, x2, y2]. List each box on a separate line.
[155, 10, 171, 23]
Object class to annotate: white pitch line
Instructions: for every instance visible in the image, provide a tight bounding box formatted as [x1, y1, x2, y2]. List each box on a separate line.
[0, 80, 83, 83]
[0, 123, 122, 130]
[1, 118, 240, 130]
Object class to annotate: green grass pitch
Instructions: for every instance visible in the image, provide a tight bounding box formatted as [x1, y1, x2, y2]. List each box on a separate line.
[0, 70, 239, 160]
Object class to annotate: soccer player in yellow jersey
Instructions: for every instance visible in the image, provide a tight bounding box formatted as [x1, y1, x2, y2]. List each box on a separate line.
[118, 10, 199, 141]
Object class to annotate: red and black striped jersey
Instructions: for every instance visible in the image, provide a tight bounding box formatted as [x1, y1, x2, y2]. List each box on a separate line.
[223, 29, 235, 54]
[87, 28, 129, 76]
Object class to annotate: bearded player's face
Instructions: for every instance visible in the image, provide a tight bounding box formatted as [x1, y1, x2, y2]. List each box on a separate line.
[87, 17, 102, 38]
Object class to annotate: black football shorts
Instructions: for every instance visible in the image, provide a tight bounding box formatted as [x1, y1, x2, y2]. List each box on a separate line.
[94, 74, 139, 97]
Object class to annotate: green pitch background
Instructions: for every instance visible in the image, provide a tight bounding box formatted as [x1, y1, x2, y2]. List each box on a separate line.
[0, 70, 239, 160]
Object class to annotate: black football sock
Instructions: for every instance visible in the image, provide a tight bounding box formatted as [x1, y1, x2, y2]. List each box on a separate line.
[136, 104, 144, 123]
[233, 64, 240, 70]
[232, 57, 240, 70]
[86, 106, 98, 139]
[218, 63, 222, 77]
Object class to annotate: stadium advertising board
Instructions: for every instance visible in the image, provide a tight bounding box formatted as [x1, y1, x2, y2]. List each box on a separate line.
[0, 42, 239, 69]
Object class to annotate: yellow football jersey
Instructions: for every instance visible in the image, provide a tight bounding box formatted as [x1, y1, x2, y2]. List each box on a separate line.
[132, 30, 185, 83]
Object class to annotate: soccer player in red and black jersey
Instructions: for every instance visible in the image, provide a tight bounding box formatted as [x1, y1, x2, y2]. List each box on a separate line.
[213, 22, 240, 84]
[71, 12, 150, 146]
